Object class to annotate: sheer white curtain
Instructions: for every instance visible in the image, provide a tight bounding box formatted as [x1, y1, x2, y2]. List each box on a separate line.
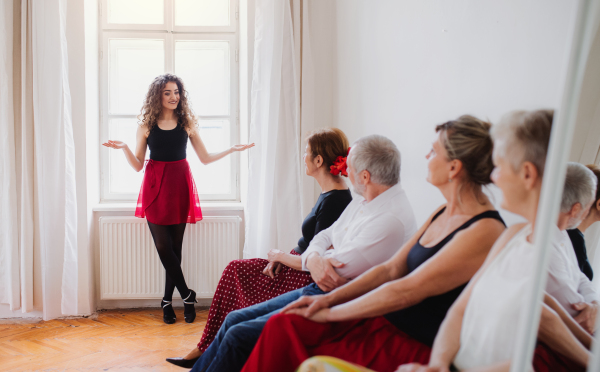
[244, 0, 305, 259]
[0, 0, 90, 319]
[0, 0, 20, 312]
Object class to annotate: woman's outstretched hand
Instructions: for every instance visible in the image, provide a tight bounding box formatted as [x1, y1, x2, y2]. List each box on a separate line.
[231, 143, 255, 152]
[102, 140, 127, 150]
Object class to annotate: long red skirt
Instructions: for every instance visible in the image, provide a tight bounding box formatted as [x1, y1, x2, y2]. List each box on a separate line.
[196, 250, 313, 352]
[135, 159, 202, 225]
[241, 315, 431, 372]
[241, 314, 586, 372]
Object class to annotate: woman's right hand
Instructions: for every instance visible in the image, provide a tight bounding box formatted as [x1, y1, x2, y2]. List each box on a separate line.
[281, 294, 330, 318]
[262, 262, 283, 278]
[102, 140, 127, 150]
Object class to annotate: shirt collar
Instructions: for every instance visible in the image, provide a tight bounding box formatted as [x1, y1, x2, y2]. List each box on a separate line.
[360, 184, 403, 213]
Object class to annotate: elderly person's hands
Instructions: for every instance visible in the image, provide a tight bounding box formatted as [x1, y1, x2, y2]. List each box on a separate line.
[261, 249, 285, 278]
[572, 300, 598, 334]
[306, 253, 348, 292]
[282, 294, 330, 318]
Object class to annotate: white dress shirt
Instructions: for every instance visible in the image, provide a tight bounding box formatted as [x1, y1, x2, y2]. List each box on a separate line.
[301, 184, 417, 280]
[546, 228, 598, 316]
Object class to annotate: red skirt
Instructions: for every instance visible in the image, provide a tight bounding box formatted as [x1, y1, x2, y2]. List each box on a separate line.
[197, 249, 313, 352]
[241, 314, 585, 372]
[135, 159, 202, 225]
[241, 315, 431, 372]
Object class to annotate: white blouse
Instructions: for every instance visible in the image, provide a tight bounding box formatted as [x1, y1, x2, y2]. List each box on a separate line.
[454, 225, 535, 371]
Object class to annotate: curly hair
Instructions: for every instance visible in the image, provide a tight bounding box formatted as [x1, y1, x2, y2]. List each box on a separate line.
[138, 74, 198, 135]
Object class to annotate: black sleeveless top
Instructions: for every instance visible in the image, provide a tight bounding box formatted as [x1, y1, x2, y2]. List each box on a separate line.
[384, 207, 505, 346]
[147, 123, 188, 161]
[294, 189, 353, 254]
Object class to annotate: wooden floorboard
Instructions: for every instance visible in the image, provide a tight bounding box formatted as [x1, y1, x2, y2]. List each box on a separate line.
[0, 308, 208, 371]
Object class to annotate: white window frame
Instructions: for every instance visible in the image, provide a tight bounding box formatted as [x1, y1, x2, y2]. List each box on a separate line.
[99, 0, 240, 202]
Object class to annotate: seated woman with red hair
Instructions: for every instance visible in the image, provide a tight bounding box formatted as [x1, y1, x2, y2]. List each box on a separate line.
[167, 128, 353, 368]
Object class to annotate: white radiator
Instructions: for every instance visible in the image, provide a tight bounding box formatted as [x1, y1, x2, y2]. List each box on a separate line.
[99, 216, 242, 300]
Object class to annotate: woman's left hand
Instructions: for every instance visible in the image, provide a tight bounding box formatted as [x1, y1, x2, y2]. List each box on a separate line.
[231, 143, 255, 152]
[267, 249, 284, 263]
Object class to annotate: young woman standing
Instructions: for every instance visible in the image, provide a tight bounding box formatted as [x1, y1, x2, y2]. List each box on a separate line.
[103, 74, 254, 324]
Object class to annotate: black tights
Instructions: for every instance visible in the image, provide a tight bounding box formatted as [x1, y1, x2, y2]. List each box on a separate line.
[147, 221, 190, 301]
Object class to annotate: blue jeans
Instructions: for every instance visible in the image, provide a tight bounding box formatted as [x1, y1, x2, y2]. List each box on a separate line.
[191, 283, 325, 372]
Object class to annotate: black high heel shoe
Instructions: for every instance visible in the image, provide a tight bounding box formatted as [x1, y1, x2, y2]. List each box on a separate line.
[165, 356, 199, 368]
[161, 300, 176, 324]
[183, 289, 197, 323]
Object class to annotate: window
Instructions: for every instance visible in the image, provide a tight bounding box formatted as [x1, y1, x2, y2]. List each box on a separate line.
[100, 0, 239, 202]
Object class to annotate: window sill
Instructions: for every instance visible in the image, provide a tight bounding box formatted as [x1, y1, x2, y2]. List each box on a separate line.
[93, 201, 244, 212]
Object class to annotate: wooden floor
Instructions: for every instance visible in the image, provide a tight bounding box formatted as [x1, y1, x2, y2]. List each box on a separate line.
[0, 308, 208, 372]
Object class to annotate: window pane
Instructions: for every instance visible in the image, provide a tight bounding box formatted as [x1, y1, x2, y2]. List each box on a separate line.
[109, 38, 164, 115]
[109, 118, 146, 194]
[175, 40, 230, 116]
[175, 0, 230, 27]
[107, 0, 164, 24]
[187, 120, 232, 195]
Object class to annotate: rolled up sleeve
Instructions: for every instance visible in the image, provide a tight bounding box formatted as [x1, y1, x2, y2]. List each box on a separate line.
[333, 215, 405, 279]
[301, 227, 334, 271]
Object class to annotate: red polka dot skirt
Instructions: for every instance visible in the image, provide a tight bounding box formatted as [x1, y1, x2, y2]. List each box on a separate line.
[196, 249, 314, 352]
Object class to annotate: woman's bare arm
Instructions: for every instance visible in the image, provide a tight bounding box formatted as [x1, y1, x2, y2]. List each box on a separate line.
[323, 217, 505, 322]
[538, 295, 593, 368]
[102, 124, 148, 172]
[189, 128, 254, 165]
[267, 250, 302, 271]
[277, 253, 302, 271]
[543, 293, 593, 349]
[538, 304, 591, 367]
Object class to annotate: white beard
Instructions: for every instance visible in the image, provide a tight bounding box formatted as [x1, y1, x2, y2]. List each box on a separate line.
[352, 182, 366, 197]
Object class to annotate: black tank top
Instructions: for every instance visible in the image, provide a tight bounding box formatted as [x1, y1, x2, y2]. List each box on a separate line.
[384, 207, 505, 346]
[147, 123, 188, 161]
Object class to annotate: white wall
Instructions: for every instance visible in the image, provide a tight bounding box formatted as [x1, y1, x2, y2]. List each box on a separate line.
[310, 0, 578, 225]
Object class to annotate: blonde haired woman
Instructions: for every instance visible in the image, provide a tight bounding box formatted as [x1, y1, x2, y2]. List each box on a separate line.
[103, 74, 253, 325]
[400, 110, 592, 372]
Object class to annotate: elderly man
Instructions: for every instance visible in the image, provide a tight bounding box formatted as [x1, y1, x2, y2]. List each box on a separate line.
[549, 162, 599, 333]
[188, 135, 417, 372]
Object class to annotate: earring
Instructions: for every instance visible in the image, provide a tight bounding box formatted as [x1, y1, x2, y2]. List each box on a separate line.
[449, 178, 453, 183]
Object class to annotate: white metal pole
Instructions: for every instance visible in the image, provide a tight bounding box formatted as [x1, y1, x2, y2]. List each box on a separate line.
[510, 1, 599, 371]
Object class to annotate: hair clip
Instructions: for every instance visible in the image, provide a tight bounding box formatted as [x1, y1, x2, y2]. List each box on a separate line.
[330, 148, 350, 177]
